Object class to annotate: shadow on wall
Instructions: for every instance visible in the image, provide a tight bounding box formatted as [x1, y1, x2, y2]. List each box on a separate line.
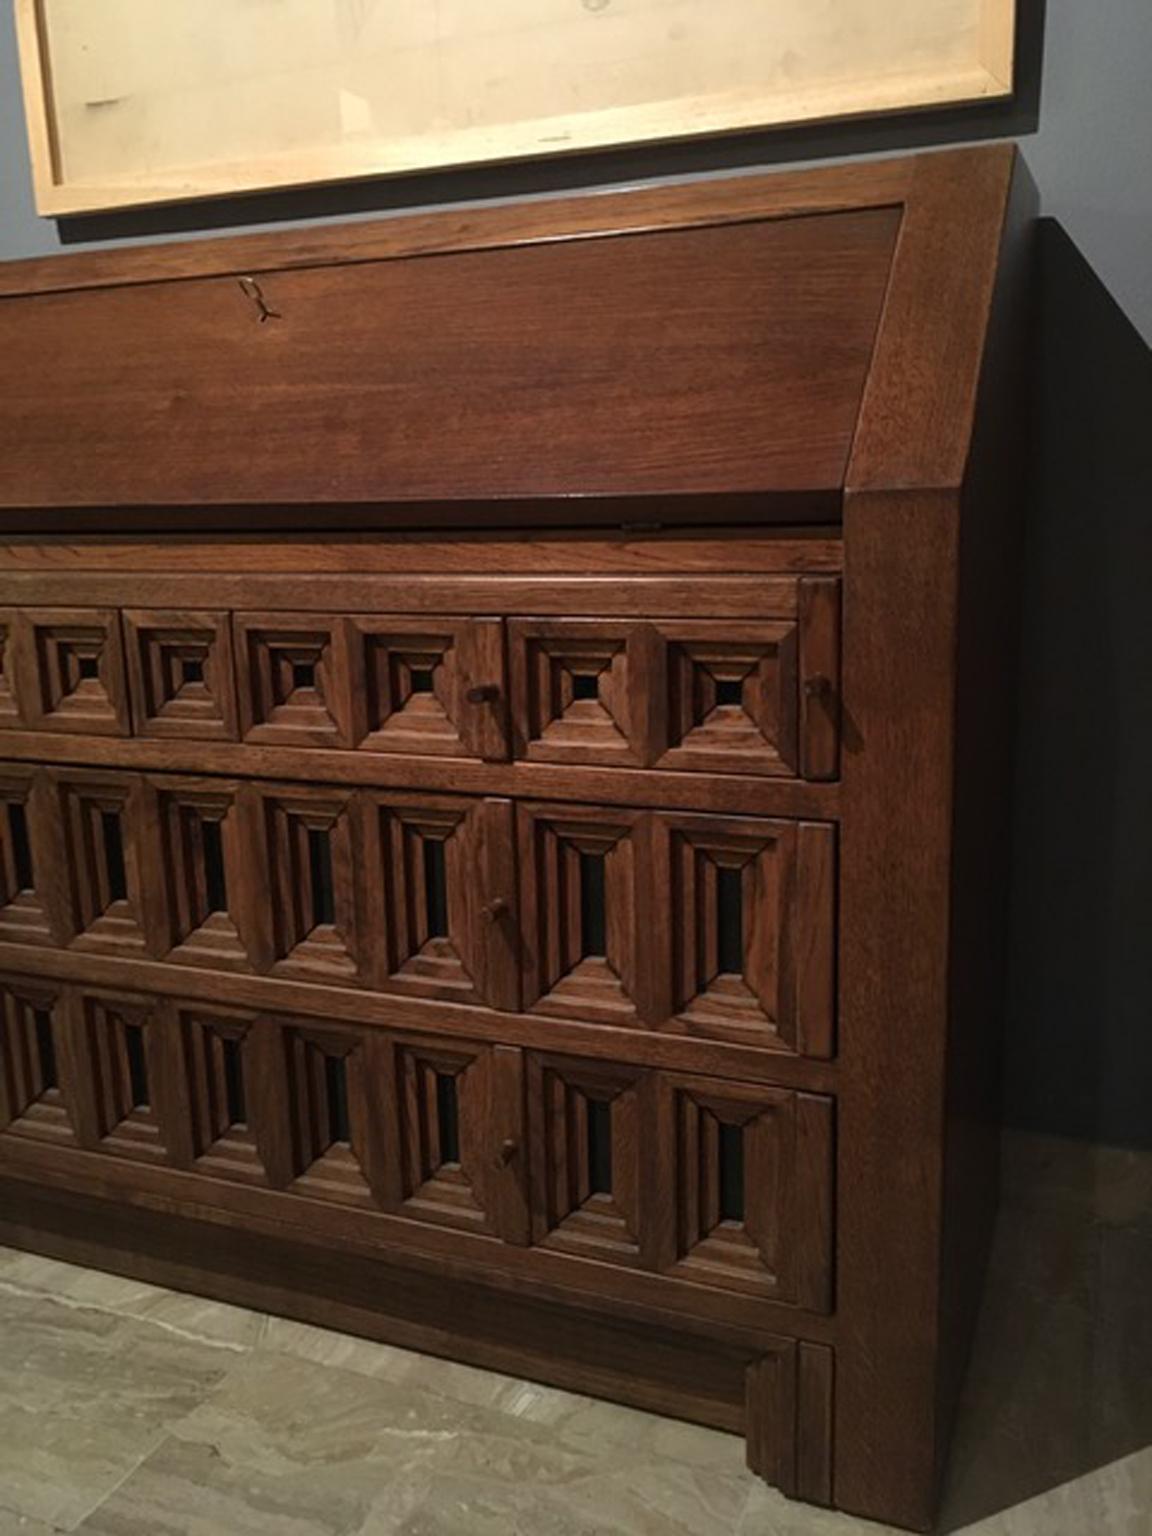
[941, 1132, 1152, 1530]
[1004, 219, 1152, 1150]
[54, 0, 1047, 244]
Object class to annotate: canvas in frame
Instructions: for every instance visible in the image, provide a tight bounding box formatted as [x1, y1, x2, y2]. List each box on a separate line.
[15, 0, 1016, 218]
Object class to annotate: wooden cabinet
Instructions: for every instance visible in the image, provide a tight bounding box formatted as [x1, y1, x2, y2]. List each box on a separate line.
[0, 146, 1031, 1530]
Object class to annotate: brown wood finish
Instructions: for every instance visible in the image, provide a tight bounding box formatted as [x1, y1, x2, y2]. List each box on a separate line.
[0, 145, 1030, 1531]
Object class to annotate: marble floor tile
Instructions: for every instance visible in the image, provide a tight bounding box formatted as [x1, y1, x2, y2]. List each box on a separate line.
[259, 1318, 518, 1411]
[0, 1288, 238, 1531]
[74, 1351, 625, 1536]
[0, 1508, 71, 1536]
[362, 1457, 753, 1536]
[0, 1249, 265, 1352]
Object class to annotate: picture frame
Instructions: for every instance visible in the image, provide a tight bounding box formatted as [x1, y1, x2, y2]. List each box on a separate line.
[15, 0, 1016, 218]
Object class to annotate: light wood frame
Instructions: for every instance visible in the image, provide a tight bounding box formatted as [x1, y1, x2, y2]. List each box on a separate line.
[15, 0, 1014, 218]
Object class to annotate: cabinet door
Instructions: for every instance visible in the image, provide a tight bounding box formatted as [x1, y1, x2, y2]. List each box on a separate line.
[361, 792, 519, 1011]
[653, 1076, 833, 1311]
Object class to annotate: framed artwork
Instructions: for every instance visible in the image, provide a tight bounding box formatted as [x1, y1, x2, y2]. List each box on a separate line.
[15, 0, 1016, 217]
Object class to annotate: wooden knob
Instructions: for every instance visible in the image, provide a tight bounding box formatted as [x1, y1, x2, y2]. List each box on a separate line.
[466, 684, 500, 704]
[480, 897, 509, 923]
[495, 1138, 518, 1168]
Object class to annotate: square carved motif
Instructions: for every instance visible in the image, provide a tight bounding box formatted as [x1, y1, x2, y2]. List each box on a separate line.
[177, 1009, 267, 1183]
[234, 613, 355, 748]
[657, 621, 800, 776]
[354, 616, 508, 761]
[527, 1055, 651, 1266]
[155, 781, 254, 972]
[258, 787, 362, 984]
[0, 771, 53, 946]
[360, 793, 519, 1011]
[284, 1024, 379, 1208]
[11, 608, 130, 737]
[53, 773, 164, 959]
[654, 814, 836, 1056]
[73, 992, 170, 1164]
[124, 610, 238, 741]
[509, 619, 661, 767]
[658, 1077, 833, 1309]
[0, 980, 72, 1145]
[0, 611, 20, 728]
[517, 803, 653, 1027]
[386, 1040, 501, 1235]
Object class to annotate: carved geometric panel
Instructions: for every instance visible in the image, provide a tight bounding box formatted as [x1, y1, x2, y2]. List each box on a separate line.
[509, 619, 661, 767]
[258, 786, 361, 984]
[653, 814, 836, 1056]
[0, 978, 72, 1145]
[527, 1053, 650, 1266]
[657, 1076, 833, 1310]
[352, 615, 509, 761]
[73, 991, 169, 1164]
[123, 609, 239, 741]
[10, 607, 131, 737]
[155, 779, 254, 972]
[284, 1023, 378, 1208]
[0, 609, 21, 727]
[385, 1032, 503, 1234]
[52, 771, 163, 959]
[0, 770, 53, 946]
[234, 612, 355, 748]
[177, 1006, 267, 1184]
[656, 621, 800, 776]
[518, 802, 651, 1027]
[361, 792, 519, 1011]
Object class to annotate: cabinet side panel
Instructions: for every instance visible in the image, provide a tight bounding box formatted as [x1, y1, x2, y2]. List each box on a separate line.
[836, 489, 959, 1530]
[937, 152, 1037, 1470]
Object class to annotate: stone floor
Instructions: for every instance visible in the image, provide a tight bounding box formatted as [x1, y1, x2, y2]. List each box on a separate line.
[0, 1131, 1148, 1536]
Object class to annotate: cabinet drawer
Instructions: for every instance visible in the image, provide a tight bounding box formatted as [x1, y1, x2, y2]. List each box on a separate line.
[11, 766, 836, 1057]
[0, 981, 833, 1314]
[509, 579, 839, 780]
[519, 803, 836, 1056]
[232, 610, 509, 760]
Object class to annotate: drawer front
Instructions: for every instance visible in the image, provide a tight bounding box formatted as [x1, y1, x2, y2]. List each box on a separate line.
[0, 977, 833, 1315]
[0, 583, 838, 779]
[518, 802, 836, 1055]
[9, 766, 835, 1058]
[509, 583, 840, 780]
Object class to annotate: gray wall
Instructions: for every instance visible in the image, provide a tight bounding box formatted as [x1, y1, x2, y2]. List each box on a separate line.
[1, 2, 1150, 1146]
